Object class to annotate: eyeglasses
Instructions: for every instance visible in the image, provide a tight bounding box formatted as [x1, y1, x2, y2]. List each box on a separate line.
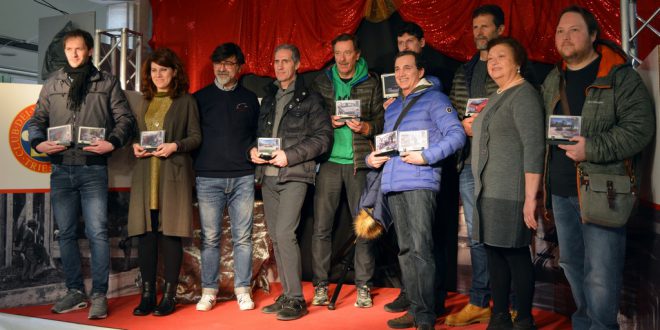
[215, 61, 238, 68]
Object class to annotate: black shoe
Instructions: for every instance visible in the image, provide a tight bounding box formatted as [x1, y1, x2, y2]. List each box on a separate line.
[153, 282, 177, 316]
[276, 298, 308, 321]
[262, 295, 287, 314]
[387, 311, 416, 329]
[487, 312, 514, 330]
[133, 281, 156, 316]
[513, 316, 537, 330]
[384, 291, 410, 313]
[416, 324, 434, 330]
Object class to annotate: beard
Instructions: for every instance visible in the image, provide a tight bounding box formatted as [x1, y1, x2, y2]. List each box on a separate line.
[474, 37, 489, 50]
[215, 73, 231, 86]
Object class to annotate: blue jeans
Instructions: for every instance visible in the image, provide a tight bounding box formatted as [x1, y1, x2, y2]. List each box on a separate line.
[388, 190, 437, 326]
[50, 164, 109, 295]
[459, 164, 490, 307]
[552, 195, 626, 330]
[197, 175, 254, 291]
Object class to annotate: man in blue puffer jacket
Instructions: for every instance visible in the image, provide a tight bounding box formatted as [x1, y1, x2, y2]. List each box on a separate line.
[368, 51, 465, 330]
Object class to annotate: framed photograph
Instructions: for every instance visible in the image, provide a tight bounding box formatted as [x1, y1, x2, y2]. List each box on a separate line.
[77, 126, 105, 145]
[140, 130, 165, 152]
[381, 73, 398, 99]
[398, 130, 428, 152]
[547, 115, 581, 145]
[47, 124, 72, 146]
[335, 99, 361, 122]
[258, 137, 281, 160]
[374, 131, 398, 157]
[465, 98, 489, 117]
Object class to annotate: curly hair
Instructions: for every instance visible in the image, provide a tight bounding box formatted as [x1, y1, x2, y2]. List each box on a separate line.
[141, 48, 189, 100]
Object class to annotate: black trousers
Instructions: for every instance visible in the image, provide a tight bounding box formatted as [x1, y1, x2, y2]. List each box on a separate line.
[485, 245, 535, 320]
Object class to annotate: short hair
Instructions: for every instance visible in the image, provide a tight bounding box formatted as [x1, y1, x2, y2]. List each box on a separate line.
[395, 50, 426, 72]
[397, 21, 424, 40]
[486, 37, 528, 73]
[472, 4, 505, 27]
[559, 5, 601, 43]
[141, 48, 189, 100]
[210, 42, 245, 65]
[63, 29, 94, 50]
[274, 44, 300, 64]
[331, 33, 360, 53]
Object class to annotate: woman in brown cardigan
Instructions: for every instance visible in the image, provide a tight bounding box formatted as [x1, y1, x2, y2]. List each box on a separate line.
[128, 48, 201, 316]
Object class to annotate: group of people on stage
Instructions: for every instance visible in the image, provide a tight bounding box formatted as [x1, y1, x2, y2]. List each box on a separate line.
[27, 3, 654, 330]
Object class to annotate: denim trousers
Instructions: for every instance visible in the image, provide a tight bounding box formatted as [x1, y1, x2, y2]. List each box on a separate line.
[196, 175, 254, 292]
[312, 162, 375, 287]
[459, 164, 491, 307]
[552, 195, 626, 330]
[388, 189, 437, 326]
[261, 177, 308, 299]
[50, 164, 109, 295]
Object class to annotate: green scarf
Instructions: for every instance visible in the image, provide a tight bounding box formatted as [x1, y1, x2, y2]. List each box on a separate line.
[329, 58, 368, 164]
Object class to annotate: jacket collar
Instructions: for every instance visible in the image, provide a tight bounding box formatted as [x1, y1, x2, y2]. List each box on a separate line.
[557, 39, 628, 81]
[55, 64, 102, 83]
[265, 75, 310, 102]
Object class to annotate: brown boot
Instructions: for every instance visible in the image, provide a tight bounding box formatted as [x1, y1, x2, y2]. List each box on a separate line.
[445, 303, 491, 326]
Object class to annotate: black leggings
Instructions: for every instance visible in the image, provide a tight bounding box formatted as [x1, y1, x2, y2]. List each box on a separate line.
[485, 245, 535, 320]
[137, 211, 183, 284]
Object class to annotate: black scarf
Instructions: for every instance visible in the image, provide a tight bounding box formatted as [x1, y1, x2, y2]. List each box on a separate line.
[63, 60, 94, 111]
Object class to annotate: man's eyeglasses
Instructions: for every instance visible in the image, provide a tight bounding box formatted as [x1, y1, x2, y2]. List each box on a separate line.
[215, 61, 238, 68]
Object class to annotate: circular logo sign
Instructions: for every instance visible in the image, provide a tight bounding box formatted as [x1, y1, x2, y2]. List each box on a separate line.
[9, 104, 51, 173]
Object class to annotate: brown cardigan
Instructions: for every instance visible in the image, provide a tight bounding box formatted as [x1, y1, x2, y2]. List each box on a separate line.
[128, 93, 201, 237]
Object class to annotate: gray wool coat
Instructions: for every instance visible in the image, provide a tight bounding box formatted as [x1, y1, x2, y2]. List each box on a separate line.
[471, 82, 545, 248]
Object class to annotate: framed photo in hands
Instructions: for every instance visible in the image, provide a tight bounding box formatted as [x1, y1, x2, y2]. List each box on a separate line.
[465, 98, 488, 117]
[258, 137, 281, 160]
[140, 130, 165, 152]
[336, 99, 361, 122]
[77, 126, 106, 145]
[47, 124, 72, 146]
[375, 131, 398, 157]
[398, 130, 428, 152]
[547, 115, 581, 145]
[381, 73, 398, 99]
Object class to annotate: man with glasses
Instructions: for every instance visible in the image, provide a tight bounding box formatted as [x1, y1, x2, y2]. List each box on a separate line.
[193, 42, 260, 312]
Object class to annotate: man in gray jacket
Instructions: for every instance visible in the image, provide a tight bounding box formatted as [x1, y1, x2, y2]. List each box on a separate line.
[251, 44, 332, 321]
[542, 6, 654, 330]
[28, 29, 134, 319]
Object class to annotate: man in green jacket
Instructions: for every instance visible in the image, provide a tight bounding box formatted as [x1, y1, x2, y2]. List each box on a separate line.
[542, 6, 654, 330]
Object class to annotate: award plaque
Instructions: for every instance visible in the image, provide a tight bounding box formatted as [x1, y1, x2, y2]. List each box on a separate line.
[398, 130, 429, 152]
[77, 126, 106, 145]
[335, 99, 361, 122]
[547, 115, 581, 145]
[381, 73, 398, 99]
[374, 131, 399, 157]
[258, 137, 281, 160]
[465, 98, 489, 117]
[140, 130, 165, 152]
[47, 124, 72, 146]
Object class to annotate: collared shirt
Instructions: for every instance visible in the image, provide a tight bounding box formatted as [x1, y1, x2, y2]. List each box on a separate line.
[214, 78, 238, 91]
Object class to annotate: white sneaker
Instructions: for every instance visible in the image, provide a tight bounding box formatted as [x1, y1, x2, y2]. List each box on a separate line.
[196, 293, 217, 311]
[237, 292, 255, 310]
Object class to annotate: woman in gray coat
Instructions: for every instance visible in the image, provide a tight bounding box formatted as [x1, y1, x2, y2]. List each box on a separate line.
[470, 38, 544, 330]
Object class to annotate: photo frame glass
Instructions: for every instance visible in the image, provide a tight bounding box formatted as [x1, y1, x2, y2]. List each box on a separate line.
[335, 99, 361, 122]
[547, 115, 581, 145]
[47, 124, 72, 146]
[257, 137, 281, 160]
[140, 130, 165, 151]
[77, 126, 106, 145]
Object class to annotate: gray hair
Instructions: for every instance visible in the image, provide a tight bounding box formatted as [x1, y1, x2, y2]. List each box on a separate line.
[274, 44, 300, 64]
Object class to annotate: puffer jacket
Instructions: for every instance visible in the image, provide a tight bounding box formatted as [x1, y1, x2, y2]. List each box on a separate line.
[28, 66, 135, 165]
[312, 66, 384, 170]
[378, 78, 466, 194]
[541, 40, 655, 209]
[255, 77, 333, 184]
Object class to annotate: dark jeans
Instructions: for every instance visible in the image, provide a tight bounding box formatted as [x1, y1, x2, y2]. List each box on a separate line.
[312, 162, 374, 287]
[388, 189, 437, 326]
[262, 177, 308, 299]
[485, 245, 534, 320]
[50, 164, 109, 295]
[137, 211, 183, 284]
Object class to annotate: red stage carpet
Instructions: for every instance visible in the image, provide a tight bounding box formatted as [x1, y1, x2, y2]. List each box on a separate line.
[0, 282, 570, 329]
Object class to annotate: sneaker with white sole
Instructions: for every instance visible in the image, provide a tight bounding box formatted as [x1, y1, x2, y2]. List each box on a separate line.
[311, 285, 329, 306]
[237, 292, 255, 310]
[196, 289, 217, 312]
[51, 289, 88, 314]
[88, 293, 108, 319]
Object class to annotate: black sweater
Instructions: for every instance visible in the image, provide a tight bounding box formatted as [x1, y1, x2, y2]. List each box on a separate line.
[193, 83, 259, 178]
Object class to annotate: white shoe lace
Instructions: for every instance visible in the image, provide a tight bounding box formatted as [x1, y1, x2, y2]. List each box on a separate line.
[237, 293, 254, 310]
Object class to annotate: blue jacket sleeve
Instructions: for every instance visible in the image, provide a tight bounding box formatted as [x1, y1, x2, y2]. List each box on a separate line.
[421, 95, 466, 165]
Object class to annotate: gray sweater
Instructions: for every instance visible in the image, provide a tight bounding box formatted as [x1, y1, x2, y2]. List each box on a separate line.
[471, 81, 545, 248]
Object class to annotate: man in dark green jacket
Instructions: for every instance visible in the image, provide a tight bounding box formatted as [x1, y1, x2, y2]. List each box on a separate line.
[311, 33, 384, 309]
[542, 6, 654, 330]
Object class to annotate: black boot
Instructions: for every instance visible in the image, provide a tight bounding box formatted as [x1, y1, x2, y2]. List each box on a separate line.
[133, 281, 157, 316]
[153, 282, 177, 316]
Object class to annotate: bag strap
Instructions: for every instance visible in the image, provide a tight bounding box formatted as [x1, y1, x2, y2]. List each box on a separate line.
[558, 75, 571, 116]
[392, 94, 422, 131]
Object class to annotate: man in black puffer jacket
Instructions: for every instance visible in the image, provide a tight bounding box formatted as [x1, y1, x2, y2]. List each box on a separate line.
[250, 44, 332, 321]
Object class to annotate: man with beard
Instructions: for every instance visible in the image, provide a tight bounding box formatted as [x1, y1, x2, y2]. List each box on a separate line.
[193, 43, 260, 312]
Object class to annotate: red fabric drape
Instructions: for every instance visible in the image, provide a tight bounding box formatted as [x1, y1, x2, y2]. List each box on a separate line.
[150, 0, 659, 92]
[150, 0, 367, 92]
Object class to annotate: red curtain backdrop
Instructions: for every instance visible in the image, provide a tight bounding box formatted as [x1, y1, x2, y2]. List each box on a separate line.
[150, 0, 659, 92]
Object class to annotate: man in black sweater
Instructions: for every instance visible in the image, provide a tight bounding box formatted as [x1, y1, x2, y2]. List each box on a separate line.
[193, 43, 260, 312]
